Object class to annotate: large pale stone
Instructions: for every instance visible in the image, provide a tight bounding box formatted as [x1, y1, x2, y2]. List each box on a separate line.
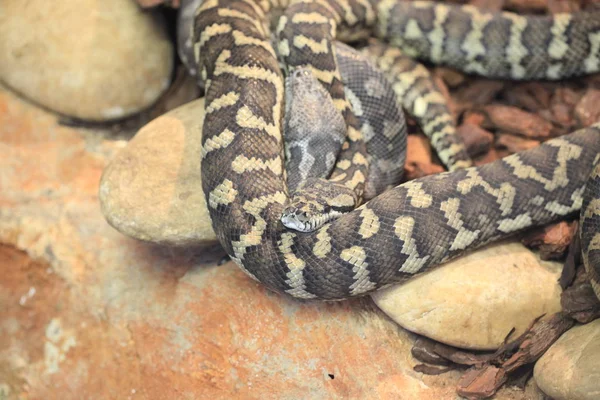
[534, 319, 600, 400]
[0, 0, 173, 121]
[99, 98, 216, 246]
[372, 241, 563, 350]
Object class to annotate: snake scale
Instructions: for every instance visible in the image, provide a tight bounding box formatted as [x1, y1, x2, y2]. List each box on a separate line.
[193, 0, 600, 300]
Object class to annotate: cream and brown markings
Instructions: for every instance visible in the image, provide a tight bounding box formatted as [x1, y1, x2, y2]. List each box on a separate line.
[195, 0, 600, 300]
[377, 1, 600, 80]
[281, 177, 357, 232]
[335, 42, 407, 200]
[277, 0, 377, 206]
[284, 40, 407, 213]
[365, 40, 472, 171]
[284, 67, 346, 193]
[282, 43, 408, 201]
[277, 0, 386, 231]
[580, 159, 600, 300]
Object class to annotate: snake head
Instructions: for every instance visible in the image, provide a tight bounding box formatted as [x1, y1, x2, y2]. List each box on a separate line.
[281, 178, 358, 232]
[280, 206, 318, 232]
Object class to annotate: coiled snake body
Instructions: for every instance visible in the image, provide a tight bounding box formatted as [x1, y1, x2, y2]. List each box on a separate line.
[282, 41, 409, 232]
[194, 0, 600, 300]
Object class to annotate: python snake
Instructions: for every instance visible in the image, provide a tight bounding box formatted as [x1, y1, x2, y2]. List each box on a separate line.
[193, 0, 600, 300]
[282, 41, 410, 232]
[283, 39, 470, 200]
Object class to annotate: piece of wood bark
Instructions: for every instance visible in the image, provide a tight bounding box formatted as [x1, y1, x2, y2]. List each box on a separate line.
[548, 0, 581, 13]
[505, 0, 548, 12]
[457, 366, 507, 400]
[434, 67, 466, 88]
[501, 313, 574, 373]
[521, 221, 578, 260]
[561, 267, 600, 323]
[411, 337, 494, 369]
[482, 105, 553, 138]
[457, 123, 494, 157]
[575, 88, 600, 126]
[502, 83, 551, 112]
[469, 0, 505, 11]
[456, 313, 574, 399]
[454, 80, 506, 113]
[404, 135, 445, 179]
[462, 111, 487, 126]
[411, 337, 452, 366]
[495, 133, 540, 154]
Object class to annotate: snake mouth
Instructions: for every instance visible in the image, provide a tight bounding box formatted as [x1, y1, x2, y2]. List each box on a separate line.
[281, 207, 343, 232]
[280, 207, 313, 232]
[281, 214, 312, 232]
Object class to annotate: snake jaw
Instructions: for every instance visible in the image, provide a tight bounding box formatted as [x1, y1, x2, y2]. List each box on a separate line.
[281, 205, 344, 232]
[280, 205, 324, 232]
[282, 178, 359, 232]
[281, 207, 313, 232]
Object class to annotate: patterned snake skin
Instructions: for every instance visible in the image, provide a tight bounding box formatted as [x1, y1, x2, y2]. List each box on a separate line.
[284, 39, 470, 200]
[581, 163, 600, 299]
[284, 67, 347, 195]
[193, 0, 600, 300]
[281, 40, 470, 231]
[283, 42, 407, 216]
[364, 40, 472, 170]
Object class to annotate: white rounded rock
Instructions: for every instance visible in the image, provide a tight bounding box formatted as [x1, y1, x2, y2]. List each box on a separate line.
[100, 98, 217, 246]
[371, 241, 563, 350]
[0, 0, 173, 121]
